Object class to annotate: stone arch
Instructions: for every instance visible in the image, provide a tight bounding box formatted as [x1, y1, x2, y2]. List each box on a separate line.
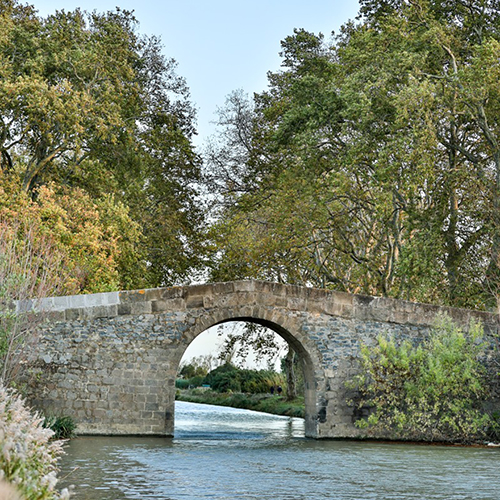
[171, 305, 323, 438]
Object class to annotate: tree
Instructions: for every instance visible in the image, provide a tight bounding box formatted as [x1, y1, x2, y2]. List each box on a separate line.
[216, 322, 302, 400]
[0, 177, 144, 294]
[216, 323, 286, 368]
[0, 1, 206, 288]
[206, 2, 500, 310]
[203, 90, 260, 211]
[179, 354, 220, 379]
[203, 363, 285, 394]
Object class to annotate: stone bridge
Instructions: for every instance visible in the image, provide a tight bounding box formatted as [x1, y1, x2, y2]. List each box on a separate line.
[27, 280, 499, 439]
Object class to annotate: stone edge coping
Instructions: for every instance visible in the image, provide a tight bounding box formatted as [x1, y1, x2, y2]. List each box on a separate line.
[15, 280, 498, 330]
[17, 291, 120, 313]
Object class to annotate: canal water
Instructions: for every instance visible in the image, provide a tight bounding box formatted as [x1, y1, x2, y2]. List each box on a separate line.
[59, 401, 500, 500]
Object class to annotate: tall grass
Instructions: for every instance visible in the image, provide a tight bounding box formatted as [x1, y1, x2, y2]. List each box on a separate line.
[0, 384, 70, 499]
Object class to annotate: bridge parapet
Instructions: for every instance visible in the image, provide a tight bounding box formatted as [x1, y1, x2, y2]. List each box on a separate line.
[31, 280, 497, 331]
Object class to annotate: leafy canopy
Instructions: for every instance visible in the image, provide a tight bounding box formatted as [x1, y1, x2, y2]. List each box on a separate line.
[0, 0, 206, 288]
[206, 1, 500, 310]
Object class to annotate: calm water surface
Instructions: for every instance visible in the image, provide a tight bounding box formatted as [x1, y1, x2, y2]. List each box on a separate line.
[59, 401, 500, 500]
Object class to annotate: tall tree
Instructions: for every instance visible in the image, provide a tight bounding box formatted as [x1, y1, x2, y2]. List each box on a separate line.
[215, 322, 301, 400]
[0, 1, 206, 288]
[206, 2, 500, 310]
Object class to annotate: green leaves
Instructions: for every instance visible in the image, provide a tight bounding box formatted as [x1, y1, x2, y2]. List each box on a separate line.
[207, 0, 500, 310]
[0, 1, 206, 289]
[351, 315, 493, 443]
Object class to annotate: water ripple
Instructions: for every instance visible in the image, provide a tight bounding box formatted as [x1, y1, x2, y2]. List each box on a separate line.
[59, 401, 500, 500]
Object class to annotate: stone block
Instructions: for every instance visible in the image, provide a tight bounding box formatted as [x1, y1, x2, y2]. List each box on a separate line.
[67, 294, 90, 309]
[322, 302, 344, 317]
[130, 302, 152, 315]
[35, 297, 54, 312]
[151, 300, 168, 312]
[389, 310, 409, 324]
[119, 289, 148, 303]
[162, 298, 186, 311]
[284, 283, 306, 298]
[64, 308, 82, 321]
[259, 282, 284, 295]
[161, 287, 185, 299]
[352, 303, 375, 322]
[44, 310, 66, 322]
[117, 303, 132, 316]
[364, 306, 390, 323]
[141, 288, 164, 302]
[340, 304, 354, 317]
[186, 295, 204, 309]
[212, 282, 237, 294]
[51, 296, 70, 310]
[84, 305, 117, 320]
[305, 300, 324, 315]
[186, 283, 214, 297]
[271, 296, 288, 307]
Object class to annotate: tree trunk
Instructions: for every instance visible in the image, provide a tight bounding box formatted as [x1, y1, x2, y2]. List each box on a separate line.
[285, 347, 296, 401]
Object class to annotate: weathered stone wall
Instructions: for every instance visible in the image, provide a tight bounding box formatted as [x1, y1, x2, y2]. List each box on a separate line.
[26, 281, 500, 439]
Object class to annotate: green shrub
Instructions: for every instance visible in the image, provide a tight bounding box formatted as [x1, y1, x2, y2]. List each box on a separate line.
[350, 315, 494, 443]
[213, 372, 241, 393]
[227, 393, 250, 408]
[188, 375, 205, 388]
[203, 363, 285, 394]
[43, 415, 77, 440]
[0, 384, 70, 499]
[175, 378, 190, 389]
[204, 363, 240, 392]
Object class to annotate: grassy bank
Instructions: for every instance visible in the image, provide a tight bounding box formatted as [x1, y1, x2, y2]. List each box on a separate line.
[176, 389, 305, 418]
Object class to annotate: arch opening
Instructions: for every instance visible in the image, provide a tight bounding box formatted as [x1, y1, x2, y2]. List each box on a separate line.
[172, 315, 319, 438]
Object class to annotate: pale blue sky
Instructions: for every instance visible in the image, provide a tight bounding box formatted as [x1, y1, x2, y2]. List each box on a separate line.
[35, 0, 360, 146]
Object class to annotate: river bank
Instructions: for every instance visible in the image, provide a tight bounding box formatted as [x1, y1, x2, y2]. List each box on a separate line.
[175, 389, 305, 418]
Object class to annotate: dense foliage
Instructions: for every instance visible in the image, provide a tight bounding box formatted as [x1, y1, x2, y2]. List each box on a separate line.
[204, 363, 283, 394]
[349, 316, 498, 443]
[42, 415, 77, 440]
[178, 362, 286, 395]
[206, 0, 500, 310]
[0, 0, 206, 290]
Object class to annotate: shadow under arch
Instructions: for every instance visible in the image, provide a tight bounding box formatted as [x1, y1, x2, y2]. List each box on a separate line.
[172, 310, 321, 438]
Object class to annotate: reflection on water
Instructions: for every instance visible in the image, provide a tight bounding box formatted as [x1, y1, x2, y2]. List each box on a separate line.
[59, 401, 500, 500]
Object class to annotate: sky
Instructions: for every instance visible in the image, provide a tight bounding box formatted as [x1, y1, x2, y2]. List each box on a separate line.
[35, 0, 360, 147]
[34, 0, 361, 366]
